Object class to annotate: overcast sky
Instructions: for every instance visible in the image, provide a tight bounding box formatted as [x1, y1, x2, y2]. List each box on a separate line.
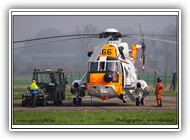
[13, 14, 177, 41]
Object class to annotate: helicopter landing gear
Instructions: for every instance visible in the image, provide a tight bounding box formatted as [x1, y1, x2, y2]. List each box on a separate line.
[141, 98, 145, 105]
[136, 97, 145, 106]
[136, 97, 140, 106]
[119, 94, 127, 103]
[73, 97, 82, 106]
[122, 95, 127, 103]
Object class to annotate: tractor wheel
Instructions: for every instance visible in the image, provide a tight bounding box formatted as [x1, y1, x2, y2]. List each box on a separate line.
[21, 101, 26, 107]
[58, 100, 63, 105]
[42, 99, 47, 106]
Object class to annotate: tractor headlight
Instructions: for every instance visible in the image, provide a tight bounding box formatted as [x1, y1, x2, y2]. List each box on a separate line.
[48, 83, 55, 86]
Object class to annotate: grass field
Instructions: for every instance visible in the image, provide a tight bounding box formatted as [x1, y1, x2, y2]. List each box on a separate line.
[13, 110, 177, 125]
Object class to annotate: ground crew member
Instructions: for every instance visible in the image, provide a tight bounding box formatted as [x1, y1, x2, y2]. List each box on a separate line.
[155, 77, 163, 107]
[134, 82, 144, 106]
[30, 79, 39, 107]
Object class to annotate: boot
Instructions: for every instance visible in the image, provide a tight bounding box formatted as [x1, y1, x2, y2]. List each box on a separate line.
[160, 99, 162, 107]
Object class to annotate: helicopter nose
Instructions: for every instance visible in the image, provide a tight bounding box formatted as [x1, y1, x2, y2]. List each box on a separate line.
[104, 72, 113, 82]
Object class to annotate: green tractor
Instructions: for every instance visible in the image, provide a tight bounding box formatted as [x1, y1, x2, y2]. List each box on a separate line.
[21, 68, 67, 106]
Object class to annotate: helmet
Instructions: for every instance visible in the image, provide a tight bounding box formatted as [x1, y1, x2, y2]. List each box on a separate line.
[137, 82, 141, 88]
[32, 79, 36, 83]
[157, 77, 162, 82]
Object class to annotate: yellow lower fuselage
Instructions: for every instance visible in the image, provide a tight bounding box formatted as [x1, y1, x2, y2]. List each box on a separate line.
[86, 72, 123, 100]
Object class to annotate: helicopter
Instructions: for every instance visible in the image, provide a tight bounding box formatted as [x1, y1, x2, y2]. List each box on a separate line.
[14, 26, 177, 106]
[70, 27, 150, 106]
[70, 27, 177, 106]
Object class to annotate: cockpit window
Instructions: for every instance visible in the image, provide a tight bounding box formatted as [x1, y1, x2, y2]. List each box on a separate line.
[89, 62, 98, 72]
[89, 61, 121, 73]
[106, 62, 115, 71]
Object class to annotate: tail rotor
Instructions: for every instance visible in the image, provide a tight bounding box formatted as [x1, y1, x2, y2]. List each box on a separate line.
[138, 24, 146, 71]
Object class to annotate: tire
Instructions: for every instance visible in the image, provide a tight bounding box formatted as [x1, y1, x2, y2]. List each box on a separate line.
[78, 97, 82, 106]
[58, 100, 63, 105]
[54, 92, 60, 106]
[22, 101, 26, 107]
[73, 97, 77, 106]
[141, 98, 145, 105]
[54, 101, 58, 105]
[42, 99, 47, 106]
[136, 97, 140, 106]
[61, 91, 65, 100]
[122, 95, 127, 103]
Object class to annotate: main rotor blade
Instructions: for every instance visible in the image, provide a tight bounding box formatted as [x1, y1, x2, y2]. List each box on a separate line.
[122, 34, 177, 38]
[89, 37, 111, 62]
[127, 35, 177, 44]
[14, 34, 98, 44]
[14, 36, 94, 49]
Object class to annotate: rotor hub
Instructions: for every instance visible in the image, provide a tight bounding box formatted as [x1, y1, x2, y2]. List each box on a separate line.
[99, 28, 121, 40]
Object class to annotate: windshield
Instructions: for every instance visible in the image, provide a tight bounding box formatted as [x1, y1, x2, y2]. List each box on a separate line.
[89, 61, 121, 73]
[106, 62, 115, 71]
[36, 73, 51, 83]
[89, 62, 98, 71]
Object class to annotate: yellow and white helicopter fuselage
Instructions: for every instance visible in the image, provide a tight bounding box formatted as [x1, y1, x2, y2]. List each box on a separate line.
[71, 28, 149, 105]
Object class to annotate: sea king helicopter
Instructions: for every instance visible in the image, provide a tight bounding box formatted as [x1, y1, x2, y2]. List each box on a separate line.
[71, 27, 150, 106]
[69, 27, 176, 106]
[14, 26, 177, 106]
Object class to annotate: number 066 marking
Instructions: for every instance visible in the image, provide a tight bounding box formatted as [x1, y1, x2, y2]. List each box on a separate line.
[101, 49, 112, 55]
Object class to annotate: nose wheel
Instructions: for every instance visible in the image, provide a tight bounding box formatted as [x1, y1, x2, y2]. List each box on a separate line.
[122, 95, 127, 103]
[73, 97, 82, 106]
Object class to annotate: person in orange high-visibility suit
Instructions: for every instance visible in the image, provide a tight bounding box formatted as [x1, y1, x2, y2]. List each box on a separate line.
[155, 77, 163, 107]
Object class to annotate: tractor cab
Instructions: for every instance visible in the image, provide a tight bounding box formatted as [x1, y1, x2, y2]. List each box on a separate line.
[21, 68, 67, 106]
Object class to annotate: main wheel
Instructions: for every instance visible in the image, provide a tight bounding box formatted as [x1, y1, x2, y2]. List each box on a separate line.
[73, 97, 77, 106]
[140, 98, 145, 105]
[136, 97, 140, 106]
[78, 97, 82, 106]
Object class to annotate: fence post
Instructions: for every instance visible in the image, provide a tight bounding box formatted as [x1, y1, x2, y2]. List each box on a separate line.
[79, 71, 82, 80]
[164, 71, 168, 88]
[146, 72, 149, 85]
[154, 71, 158, 86]
[71, 71, 74, 83]
[170, 72, 177, 92]
[137, 71, 141, 80]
